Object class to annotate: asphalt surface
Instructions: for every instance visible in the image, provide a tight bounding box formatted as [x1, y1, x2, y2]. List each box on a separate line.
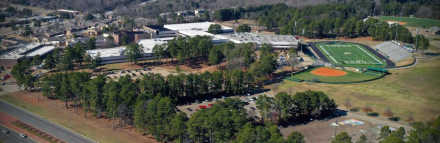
[0, 100, 95, 143]
[0, 125, 36, 143]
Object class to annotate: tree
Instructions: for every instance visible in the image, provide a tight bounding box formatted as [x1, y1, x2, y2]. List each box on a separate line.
[120, 34, 130, 45]
[124, 43, 144, 65]
[208, 24, 222, 34]
[31, 54, 43, 67]
[251, 54, 277, 78]
[356, 134, 367, 143]
[405, 111, 414, 124]
[259, 43, 274, 59]
[208, 45, 224, 67]
[0, 15, 5, 23]
[382, 107, 394, 119]
[84, 14, 94, 20]
[256, 94, 274, 124]
[332, 132, 351, 143]
[408, 116, 440, 143]
[33, 20, 42, 28]
[378, 126, 392, 140]
[236, 24, 251, 33]
[286, 131, 305, 143]
[43, 53, 56, 71]
[170, 112, 188, 142]
[362, 104, 373, 115]
[343, 98, 352, 111]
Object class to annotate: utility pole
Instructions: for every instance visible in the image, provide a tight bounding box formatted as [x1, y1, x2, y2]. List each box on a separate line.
[334, 119, 338, 137]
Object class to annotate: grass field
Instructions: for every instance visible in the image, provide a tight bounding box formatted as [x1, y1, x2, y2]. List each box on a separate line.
[280, 57, 440, 122]
[379, 16, 440, 27]
[291, 67, 383, 82]
[316, 42, 386, 68]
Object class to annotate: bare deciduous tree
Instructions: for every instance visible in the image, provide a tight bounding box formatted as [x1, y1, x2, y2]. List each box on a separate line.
[343, 98, 352, 111]
[405, 111, 414, 124]
[382, 107, 393, 119]
[362, 104, 373, 115]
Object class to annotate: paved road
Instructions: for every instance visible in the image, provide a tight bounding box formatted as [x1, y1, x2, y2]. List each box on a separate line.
[0, 100, 95, 143]
[0, 125, 36, 143]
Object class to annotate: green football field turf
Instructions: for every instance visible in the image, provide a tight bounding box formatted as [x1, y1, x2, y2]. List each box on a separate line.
[316, 43, 386, 68]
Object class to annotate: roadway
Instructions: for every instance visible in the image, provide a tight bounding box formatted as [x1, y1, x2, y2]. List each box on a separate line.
[0, 100, 96, 143]
[0, 125, 36, 143]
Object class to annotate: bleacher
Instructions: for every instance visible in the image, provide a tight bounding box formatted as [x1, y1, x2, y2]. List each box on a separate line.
[363, 70, 383, 76]
[375, 41, 412, 62]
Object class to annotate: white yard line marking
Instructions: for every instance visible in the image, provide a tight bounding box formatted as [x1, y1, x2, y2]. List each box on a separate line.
[319, 45, 338, 63]
[355, 45, 382, 64]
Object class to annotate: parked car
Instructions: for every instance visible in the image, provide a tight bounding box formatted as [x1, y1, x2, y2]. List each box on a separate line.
[7, 81, 13, 83]
[143, 68, 148, 71]
[1, 82, 5, 85]
[2, 129, 9, 134]
[195, 100, 200, 103]
[246, 93, 251, 96]
[120, 71, 125, 74]
[139, 72, 144, 75]
[250, 107, 256, 110]
[7, 67, 11, 69]
[127, 70, 131, 73]
[131, 73, 136, 76]
[222, 96, 226, 99]
[113, 76, 117, 78]
[186, 108, 192, 111]
[20, 133, 27, 138]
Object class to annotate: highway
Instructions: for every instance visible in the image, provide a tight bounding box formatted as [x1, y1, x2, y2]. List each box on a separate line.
[0, 100, 95, 143]
[0, 125, 36, 143]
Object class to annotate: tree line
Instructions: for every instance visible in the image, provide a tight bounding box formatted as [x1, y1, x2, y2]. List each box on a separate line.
[211, 2, 415, 44]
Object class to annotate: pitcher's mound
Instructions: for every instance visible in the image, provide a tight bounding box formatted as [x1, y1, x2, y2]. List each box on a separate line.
[311, 67, 346, 76]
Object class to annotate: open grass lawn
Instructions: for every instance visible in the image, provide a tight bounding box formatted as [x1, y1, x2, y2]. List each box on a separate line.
[291, 67, 382, 82]
[379, 16, 440, 27]
[316, 42, 386, 68]
[280, 57, 440, 122]
[0, 92, 157, 143]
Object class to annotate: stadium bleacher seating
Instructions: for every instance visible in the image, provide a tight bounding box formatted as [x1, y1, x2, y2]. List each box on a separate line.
[375, 41, 412, 62]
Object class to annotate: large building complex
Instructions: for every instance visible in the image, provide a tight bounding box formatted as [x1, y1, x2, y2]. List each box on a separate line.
[86, 39, 167, 64]
[0, 42, 60, 65]
[84, 22, 300, 64]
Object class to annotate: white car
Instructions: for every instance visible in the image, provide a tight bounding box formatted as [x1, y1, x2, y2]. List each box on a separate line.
[2, 129, 9, 134]
[20, 133, 27, 138]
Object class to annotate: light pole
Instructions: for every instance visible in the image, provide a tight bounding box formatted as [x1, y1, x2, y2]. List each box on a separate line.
[334, 119, 338, 137]
[400, 13, 403, 21]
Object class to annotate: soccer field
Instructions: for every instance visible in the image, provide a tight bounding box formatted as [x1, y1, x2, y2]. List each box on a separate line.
[316, 43, 385, 67]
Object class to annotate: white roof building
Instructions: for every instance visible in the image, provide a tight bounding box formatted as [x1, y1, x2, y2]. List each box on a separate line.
[164, 22, 233, 32]
[26, 46, 57, 57]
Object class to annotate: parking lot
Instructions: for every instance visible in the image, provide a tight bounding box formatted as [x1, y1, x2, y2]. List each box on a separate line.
[90, 67, 181, 80]
[176, 93, 263, 118]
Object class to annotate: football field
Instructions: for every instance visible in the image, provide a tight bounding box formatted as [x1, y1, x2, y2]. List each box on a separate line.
[316, 43, 385, 67]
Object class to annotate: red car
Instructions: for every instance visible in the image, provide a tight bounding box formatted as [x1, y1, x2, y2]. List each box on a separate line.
[3, 75, 11, 79]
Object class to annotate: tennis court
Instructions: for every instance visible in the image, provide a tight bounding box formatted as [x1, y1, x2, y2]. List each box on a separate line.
[316, 43, 386, 67]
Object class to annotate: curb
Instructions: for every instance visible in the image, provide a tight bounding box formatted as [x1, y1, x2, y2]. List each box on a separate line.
[0, 99, 98, 143]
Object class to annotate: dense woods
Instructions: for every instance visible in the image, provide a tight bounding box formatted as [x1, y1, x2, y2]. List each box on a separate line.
[10, 0, 440, 20]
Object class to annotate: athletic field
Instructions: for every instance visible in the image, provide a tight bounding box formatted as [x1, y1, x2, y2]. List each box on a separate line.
[380, 16, 440, 27]
[316, 42, 386, 68]
[289, 67, 384, 83]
